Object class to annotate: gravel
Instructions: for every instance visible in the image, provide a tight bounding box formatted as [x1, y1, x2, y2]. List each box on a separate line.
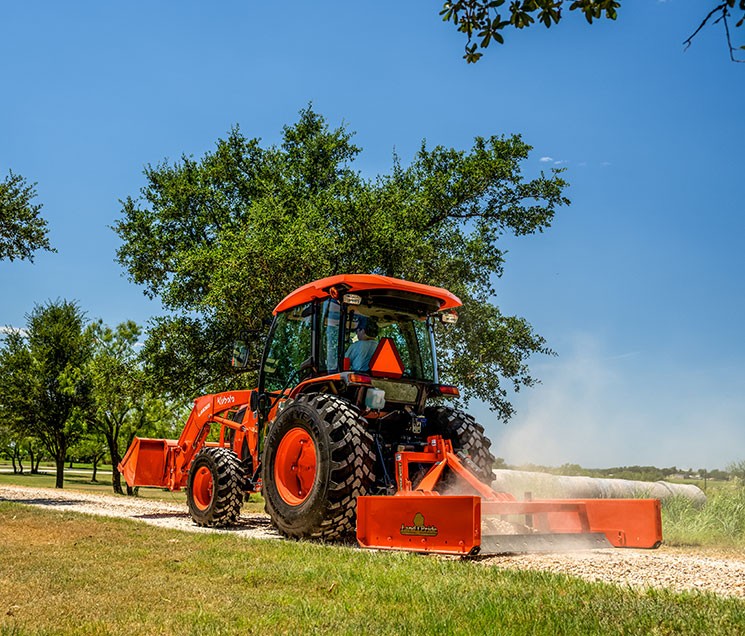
[2, 484, 744, 599]
[0, 484, 280, 540]
[479, 550, 745, 599]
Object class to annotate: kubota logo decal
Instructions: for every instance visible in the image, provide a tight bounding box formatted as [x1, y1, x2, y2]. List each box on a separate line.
[217, 395, 235, 406]
[400, 512, 438, 537]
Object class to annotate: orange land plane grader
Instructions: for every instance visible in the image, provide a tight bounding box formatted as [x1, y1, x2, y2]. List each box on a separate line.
[119, 274, 662, 555]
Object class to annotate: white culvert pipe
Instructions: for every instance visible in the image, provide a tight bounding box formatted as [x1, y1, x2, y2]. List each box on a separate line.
[491, 469, 707, 507]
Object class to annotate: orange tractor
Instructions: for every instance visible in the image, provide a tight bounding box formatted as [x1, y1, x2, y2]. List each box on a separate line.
[119, 274, 662, 555]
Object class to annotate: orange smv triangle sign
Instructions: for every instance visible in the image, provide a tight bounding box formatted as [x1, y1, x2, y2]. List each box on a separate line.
[369, 337, 405, 379]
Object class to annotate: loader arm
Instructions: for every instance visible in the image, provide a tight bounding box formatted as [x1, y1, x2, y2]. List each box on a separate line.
[119, 390, 257, 491]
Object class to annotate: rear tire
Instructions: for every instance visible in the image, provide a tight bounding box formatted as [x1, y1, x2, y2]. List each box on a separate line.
[186, 447, 243, 527]
[425, 406, 496, 485]
[262, 393, 376, 540]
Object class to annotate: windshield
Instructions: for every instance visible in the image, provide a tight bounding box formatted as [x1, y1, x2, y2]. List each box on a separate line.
[320, 302, 435, 381]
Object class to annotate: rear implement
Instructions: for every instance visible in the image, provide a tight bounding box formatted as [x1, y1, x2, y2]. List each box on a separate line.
[356, 436, 662, 556]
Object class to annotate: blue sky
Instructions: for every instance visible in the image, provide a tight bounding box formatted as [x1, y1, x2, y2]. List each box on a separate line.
[1, 1, 743, 469]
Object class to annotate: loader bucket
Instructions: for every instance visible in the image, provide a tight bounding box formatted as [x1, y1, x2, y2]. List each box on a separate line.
[118, 437, 178, 489]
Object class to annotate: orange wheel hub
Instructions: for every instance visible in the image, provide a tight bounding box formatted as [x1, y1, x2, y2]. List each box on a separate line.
[192, 466, 214, 511]
[274, 427, 317, 505]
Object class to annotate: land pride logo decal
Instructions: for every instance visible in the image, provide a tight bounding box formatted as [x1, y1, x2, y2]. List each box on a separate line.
[400, 512, 438, 537]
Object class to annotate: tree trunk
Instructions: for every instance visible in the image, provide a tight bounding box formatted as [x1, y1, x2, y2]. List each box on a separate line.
[13, 446, 23, 474]
[111, 451, 123, 494]
[28, 444, 38, 474]
[91, 456, 98, 482]
[104, 429, 124, 495]
[55, 452, 65, 488]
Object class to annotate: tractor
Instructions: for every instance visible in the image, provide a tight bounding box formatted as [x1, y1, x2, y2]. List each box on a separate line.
[120, 274, 662, 555]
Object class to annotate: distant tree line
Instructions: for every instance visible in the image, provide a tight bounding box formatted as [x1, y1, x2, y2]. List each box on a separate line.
[496, 459, 743, 482]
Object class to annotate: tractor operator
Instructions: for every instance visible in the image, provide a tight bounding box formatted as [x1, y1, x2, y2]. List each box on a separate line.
[345, 315, 379, 371]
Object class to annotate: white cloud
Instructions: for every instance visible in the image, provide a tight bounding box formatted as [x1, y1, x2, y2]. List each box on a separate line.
[539, 156, 553, 163]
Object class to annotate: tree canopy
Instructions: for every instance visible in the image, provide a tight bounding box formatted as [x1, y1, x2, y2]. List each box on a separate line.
[0, 170, 55, 262]
[114, 107, 568, 420]
[441, 1, 745, 63]
[87, 319, 178, 494]
[0, 300, 92, 487]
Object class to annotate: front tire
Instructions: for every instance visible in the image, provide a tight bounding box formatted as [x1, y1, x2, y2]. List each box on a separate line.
[186, 447, 243, 527]
[262, 394, 376, 540]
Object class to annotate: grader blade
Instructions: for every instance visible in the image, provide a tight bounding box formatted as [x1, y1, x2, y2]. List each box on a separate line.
[356, 435, 662, 556]
[357, 495, 482, 555]
[478, 533, 612, 554]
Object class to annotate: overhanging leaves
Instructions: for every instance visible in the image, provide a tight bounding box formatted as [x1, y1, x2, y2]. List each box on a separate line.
[114, 107, 568, 416]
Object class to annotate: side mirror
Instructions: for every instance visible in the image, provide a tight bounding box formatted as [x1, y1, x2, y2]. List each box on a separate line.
[257, 393, 270, 415]
[231, 341, 249, 369]
[298, 356, 316, 380]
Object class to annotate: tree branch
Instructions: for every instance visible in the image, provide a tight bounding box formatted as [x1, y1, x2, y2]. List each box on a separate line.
[683, 2, 744, 62]
[721, 6, 745, 62]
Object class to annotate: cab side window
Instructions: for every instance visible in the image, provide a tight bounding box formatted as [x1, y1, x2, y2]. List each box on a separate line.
[319, 299, 341, 374]
[263, 303, 313, 393]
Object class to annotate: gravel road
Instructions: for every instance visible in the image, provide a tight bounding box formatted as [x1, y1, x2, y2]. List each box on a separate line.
[2, 484, 744, 599]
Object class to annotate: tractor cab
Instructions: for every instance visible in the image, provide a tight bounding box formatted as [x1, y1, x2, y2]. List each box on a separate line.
[257, 274, 461, 418]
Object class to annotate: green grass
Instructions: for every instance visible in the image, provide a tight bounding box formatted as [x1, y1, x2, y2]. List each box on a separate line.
[662, 483, 745, 549]
[0, 463, 185, 503]
[0, 503, 743, 636]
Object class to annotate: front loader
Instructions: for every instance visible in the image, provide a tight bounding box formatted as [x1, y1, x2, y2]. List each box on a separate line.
[119, 274, 662, 555]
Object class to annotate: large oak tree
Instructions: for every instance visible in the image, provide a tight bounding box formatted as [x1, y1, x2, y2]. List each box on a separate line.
[114, 107, 568, 420]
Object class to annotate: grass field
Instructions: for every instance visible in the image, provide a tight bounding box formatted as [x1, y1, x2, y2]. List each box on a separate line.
[1, 503, 744, 636]
[662, 483, 745, 549]
[0, 464, 186, 503]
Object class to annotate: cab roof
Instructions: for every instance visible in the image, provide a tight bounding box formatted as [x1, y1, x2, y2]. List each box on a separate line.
[273, 274, 462, 315]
